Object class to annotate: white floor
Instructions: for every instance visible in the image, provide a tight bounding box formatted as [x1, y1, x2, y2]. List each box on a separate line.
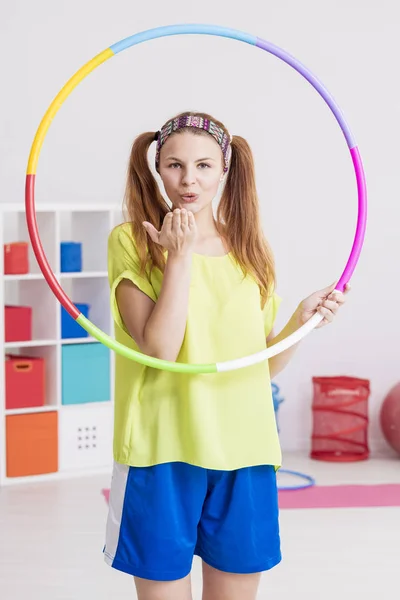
[1, 452, 399, 600]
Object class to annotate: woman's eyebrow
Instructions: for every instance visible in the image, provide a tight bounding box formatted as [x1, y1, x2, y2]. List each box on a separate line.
[165, 156, 216, 162]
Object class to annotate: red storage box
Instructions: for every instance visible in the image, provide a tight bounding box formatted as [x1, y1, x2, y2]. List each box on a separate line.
[5, 355, 46, 410]
[4, 242, 29, 274]
[4, 306, 32, 342]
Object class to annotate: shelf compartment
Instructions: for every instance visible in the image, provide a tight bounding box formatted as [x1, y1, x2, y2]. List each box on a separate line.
[60, 211, 110, 273]
[60, 277, 111, 336]
[2, 211, 57, 275]
[59, 403, 113, 471]
[5, 279, 57, 341]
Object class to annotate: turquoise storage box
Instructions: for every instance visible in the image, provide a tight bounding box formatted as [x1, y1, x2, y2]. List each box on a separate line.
[61, 343, 110, 405]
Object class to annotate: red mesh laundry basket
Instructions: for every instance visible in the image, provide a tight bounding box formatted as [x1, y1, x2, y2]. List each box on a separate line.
[310, 376, 370, 462]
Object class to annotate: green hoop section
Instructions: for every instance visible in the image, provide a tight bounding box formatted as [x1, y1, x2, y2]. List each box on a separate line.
[77, 314, 217, 373]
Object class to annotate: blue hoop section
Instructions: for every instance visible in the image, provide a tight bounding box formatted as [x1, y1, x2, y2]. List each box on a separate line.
[277, 469, 316, 491]
[109, 24, 356, 148]
[110, 24, 257, 53]
[272, 384, 316, 491]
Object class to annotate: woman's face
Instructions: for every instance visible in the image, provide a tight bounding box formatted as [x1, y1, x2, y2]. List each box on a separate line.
[158, 131, 224, 214]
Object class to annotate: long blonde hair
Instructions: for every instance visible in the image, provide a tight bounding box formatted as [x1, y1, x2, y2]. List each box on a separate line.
[123, 111, 276, 307]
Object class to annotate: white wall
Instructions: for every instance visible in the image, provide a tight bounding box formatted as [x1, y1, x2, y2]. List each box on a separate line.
[1, 0, 399, 455]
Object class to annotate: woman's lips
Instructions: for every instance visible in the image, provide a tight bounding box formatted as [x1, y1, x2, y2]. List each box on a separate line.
[181, 194, 199, 203]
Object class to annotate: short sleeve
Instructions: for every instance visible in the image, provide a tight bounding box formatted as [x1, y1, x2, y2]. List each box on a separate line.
[262, 291, 282, 338]
[108, 224, 157, 333]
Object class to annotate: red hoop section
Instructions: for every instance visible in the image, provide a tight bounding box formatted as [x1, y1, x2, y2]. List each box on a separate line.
[25, 174, 80, 320]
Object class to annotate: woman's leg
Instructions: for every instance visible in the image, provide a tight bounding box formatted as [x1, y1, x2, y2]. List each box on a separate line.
[195, 465, 280, 600]
[134, 573, 192, 600]
[201, 562, 261, 600]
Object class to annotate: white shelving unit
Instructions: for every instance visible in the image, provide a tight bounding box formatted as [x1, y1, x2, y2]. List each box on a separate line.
[0, 203, 123, 486]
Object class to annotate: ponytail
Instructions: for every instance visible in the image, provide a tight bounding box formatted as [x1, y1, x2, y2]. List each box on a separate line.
[217, 135, 276, 307]
[123, 131, 170, 275]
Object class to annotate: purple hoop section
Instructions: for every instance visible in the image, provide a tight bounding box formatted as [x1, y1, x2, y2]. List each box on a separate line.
[256, 37, 355, 148]
[256, 36, 367, 292]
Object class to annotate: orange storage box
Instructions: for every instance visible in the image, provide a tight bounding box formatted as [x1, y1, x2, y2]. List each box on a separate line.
[6, 412, 58, 477]
[4, 242, 29, 274]
[5, 355, 45, 410]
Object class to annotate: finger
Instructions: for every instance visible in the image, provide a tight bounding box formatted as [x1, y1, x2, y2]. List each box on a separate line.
[330, 293, 346, 305]
[322, 299, 339, 313]
[188, 210, 196, 230]
[317, 306, 334, 322]
[172, 209, 181, 234]
[163, 212, 173, 236]
[327, 289, 347, 305]
[142, 222, 160, 244]
[329, 284, 351, 299]
[180, 208, 188, 230]
[319, 281, 338, 296]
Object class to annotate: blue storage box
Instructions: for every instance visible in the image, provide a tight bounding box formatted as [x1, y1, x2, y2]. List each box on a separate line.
[61, 343, 110, 405]
[61, 304, 89, 339]
[61, 242, 82, 272]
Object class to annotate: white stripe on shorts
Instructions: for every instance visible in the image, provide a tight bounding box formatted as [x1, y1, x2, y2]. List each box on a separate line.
[104, 461, 129, 566]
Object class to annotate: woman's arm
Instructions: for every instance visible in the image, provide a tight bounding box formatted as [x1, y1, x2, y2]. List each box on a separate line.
[116, 252, 192, 362]
[267, 281, 351, 378]
[116, 208, 197, 362]
[266, 314, 301, 379]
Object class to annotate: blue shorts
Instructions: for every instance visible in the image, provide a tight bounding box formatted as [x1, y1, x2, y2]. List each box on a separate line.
[103, 461, 281, 581]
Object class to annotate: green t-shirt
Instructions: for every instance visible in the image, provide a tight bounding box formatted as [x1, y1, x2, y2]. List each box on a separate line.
[108, 222, 282, 471]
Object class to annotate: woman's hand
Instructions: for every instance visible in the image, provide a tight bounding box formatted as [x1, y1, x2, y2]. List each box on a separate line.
[143, 208, 197, 258]
[295, 281, 351, 329]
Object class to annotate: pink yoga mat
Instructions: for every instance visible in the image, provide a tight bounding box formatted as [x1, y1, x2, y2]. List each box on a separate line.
[278, 484, 400, 509]
[102, 484, 400, 510]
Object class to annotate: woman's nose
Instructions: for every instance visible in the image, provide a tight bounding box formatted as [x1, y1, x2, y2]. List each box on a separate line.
[181, 169, 196, 185]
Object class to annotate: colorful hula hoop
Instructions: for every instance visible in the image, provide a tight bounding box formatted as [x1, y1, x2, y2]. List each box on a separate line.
[25, 24, 367, 374]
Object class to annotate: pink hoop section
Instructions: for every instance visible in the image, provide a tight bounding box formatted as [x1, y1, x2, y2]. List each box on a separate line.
[335, 146, 367, 293]
[25, 174, 80, 320]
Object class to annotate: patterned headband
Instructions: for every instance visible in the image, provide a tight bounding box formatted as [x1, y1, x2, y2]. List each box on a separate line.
[154, 115, 232, 173]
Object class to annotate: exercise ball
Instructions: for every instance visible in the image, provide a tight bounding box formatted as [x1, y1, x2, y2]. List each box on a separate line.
[380, 382, 400, 455]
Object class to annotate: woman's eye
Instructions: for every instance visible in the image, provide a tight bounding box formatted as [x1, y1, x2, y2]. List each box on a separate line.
[168, 162, 210, 169]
